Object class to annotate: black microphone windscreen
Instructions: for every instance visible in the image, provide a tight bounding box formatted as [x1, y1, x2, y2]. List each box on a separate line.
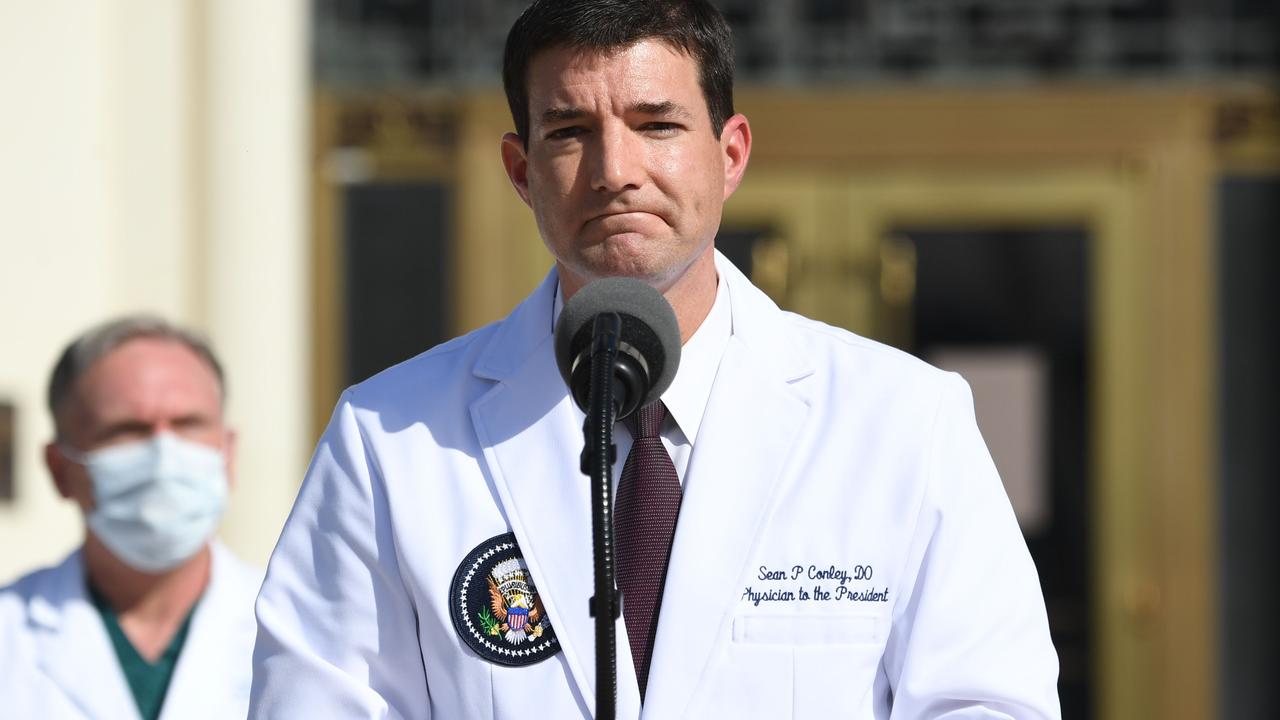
[554, 277, 681, 409]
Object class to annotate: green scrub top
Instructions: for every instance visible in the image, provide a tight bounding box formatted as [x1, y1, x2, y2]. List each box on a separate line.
[89, 585, 197, 720]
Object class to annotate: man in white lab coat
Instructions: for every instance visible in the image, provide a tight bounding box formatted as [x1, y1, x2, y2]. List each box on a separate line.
[0, 316, 261, 720]
[251, 0, 1061, 717]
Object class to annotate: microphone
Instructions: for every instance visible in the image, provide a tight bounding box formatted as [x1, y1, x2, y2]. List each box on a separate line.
[554, 277, 681, 421]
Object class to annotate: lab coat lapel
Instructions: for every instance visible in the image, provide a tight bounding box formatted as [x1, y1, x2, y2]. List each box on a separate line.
[159, 545, 250, 720]
[641, 257, 813, 719]
[31, 551, 141, 720]
[469, 269, 643, 718]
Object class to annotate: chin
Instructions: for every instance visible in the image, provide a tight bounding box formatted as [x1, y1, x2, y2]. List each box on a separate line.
[558, 235, 708, 292]
[575, 253, 678, 289]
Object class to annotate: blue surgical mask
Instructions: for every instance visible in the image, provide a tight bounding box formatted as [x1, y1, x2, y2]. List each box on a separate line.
[62, 433, 228, 573]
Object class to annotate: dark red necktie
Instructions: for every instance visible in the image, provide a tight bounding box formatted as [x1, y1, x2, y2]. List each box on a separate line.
[615, 401, 682, 701]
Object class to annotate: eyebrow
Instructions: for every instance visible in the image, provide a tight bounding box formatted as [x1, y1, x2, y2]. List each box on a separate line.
[93, 419, 154, 441]
[91, 411, 215, 441]
[631, 100, 692, 119]
[539, 100, 694, 125]
[541, 106, 587, 124]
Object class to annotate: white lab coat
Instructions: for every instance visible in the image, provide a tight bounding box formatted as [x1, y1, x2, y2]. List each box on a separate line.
[0, 542, 261, 720]
[251, 253, 1061, 719]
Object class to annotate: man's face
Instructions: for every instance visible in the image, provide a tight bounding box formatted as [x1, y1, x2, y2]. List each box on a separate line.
[502, 39, 751, 298]
[47, 337, 234, 512]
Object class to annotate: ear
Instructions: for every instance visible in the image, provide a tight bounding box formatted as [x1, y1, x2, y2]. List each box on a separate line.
[44, 442, 74, 499]
[222, 429, 238, 491]
[46, 441, 94, 512]
[501, 132, 534, 208]
[719, 113, 752, 200]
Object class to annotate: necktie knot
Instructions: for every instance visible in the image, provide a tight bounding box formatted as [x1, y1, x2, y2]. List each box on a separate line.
[625, 401, 666, 439]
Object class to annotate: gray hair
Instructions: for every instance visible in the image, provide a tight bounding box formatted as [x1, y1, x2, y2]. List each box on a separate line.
[47, 315, 226, 434]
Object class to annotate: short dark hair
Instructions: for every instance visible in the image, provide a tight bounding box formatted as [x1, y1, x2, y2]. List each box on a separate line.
[48, 314, 226, 437]
[503, 0, 736, 145]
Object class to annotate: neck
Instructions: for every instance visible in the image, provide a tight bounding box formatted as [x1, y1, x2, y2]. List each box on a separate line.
[84, 533, 210, 624]
[659, 250, 718, 344]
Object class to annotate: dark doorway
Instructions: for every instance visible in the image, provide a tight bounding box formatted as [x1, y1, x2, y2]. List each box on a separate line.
[897, 226, 1092, 718]
[1217, 175, 1280, 720]
[342, 181, 452, 386]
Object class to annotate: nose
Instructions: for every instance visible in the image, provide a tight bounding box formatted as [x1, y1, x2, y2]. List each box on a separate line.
[590, 122, 645, 193]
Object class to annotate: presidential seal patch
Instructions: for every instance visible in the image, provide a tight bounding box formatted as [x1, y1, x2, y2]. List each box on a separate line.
[450, 533, 560, 666]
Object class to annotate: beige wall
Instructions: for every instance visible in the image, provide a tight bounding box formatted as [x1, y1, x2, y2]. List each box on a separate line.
[0, 0, 310, 583]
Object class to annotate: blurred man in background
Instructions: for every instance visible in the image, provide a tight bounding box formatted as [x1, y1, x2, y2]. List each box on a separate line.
[0, 316, 260, 720]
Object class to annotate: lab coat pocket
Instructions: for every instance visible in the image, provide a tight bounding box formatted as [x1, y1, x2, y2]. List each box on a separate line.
[734, 613, 885, 718]
[732, 613, 879, 645]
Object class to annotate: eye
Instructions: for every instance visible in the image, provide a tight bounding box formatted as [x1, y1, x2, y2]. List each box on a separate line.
[645, 119, 686, 131]
[545, 126, 586, 141]
[172, 414, 212, 432]
[637, 121, 680, 139]
[97, 421, 153, 445]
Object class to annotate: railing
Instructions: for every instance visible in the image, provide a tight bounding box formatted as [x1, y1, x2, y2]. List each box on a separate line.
[314, 0, 1278, 87]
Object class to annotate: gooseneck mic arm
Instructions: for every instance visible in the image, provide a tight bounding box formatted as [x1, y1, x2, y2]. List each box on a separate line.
[554, 277, 682, 720]
[582, 313, 623, 720]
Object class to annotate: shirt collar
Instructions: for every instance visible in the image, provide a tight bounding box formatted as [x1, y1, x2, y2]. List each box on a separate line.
[552, 271, 731, 445]
[661, 271, 730, 445]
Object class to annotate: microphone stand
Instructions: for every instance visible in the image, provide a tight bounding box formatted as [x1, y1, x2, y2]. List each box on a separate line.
[581, 313, 622, 720]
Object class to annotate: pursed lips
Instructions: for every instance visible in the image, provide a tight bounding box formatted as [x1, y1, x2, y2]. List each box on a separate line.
[585, 210, 663, 228]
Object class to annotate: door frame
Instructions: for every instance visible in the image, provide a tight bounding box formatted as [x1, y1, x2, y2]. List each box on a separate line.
[725, 86, 1228, 719]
